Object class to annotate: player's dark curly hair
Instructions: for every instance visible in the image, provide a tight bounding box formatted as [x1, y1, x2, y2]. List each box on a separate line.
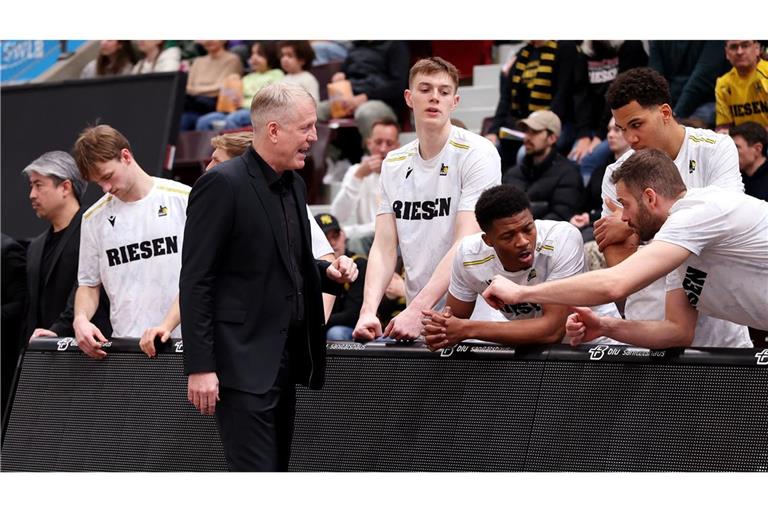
[606, 67, 672, 110]
[474, 184, 531, 232]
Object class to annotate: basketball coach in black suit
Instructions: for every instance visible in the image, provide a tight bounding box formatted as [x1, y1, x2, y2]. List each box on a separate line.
[181, 82, 359, 471]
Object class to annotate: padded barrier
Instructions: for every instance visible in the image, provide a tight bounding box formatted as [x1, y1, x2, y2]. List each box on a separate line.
[3, 338, 768, 471]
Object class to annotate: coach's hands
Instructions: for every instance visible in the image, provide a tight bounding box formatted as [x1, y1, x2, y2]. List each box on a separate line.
[73, 315, 108, 359]
[188, 372, 219, 416]
[326, 255, 359, 284]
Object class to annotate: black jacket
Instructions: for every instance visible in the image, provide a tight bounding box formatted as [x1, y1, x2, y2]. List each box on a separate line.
[503, 150, 585, 222]
[24, 209, 111, 341]
[343, 41, 410, 114]
[180, 147, 342, 393]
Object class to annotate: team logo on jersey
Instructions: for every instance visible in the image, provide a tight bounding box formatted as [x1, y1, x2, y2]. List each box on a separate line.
[682, 265, 707, 307]
[689, 160, 696, 173]
[439, 163, 448, 176]
[405, 166, 414, 179]
[527, 269, 537, 281]
[158, 205, 168, 217]
[108, 215, 116, 227]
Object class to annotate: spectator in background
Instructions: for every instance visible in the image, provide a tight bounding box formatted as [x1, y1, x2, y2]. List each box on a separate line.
[502, 110, 584, 222]
[72, 125, 191, 359]
[353, 57, 501, 342]
[314, 213, 367, 341]
[485, 40, 591, 170]
[21, 151, 111, 344]
[205, 131, 337, 320]
[730, 121, 768, 201]
[196, 42, 284, 131]
[310, 40, 350, 65]
[132, 40, 181, 74]
[421, 184, 620, 350]
[180, 40, 243, 131]
[577, 40, 647, 177]
[278, 41, 320, 101]
[715, 40, 768, 132]
[80, 40, 136, 79]
[1, 233, 27, 420]
[317, 41, 410, 139]
[649, 40, 730, 128]
[596, 67, 749, 347]
[330, 119, 400, 255]
[570, 116, 631, 242]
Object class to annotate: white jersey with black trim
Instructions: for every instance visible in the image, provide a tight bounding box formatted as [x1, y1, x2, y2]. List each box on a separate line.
[450, 220, 621, 344]
[378, 125, 501, 303]
[600, 126, 751, 347]
[78, 178, 190, 338]
[656, 187, 768, 332]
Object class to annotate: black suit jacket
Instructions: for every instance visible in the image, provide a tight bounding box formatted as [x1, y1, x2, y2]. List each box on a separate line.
[24, 209, 111, 341]
[181, 147, 341, 394]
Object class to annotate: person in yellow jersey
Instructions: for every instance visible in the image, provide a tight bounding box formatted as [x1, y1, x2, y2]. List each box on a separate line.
[715, 40, 768, 132]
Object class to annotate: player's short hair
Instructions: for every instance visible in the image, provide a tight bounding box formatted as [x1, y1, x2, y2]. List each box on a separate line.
[210, 131, 253, 158]
[730, 121, 768, 157]
[610, 148, 686, 199]
[72, 124, 132, 181]
[22, 151, 87, 203]
[474, 184, 532, 232]
[409, 57, 459, 91]
[606, 67, 672, 110]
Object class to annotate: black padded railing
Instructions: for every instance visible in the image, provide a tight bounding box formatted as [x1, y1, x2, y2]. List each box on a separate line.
[3, 338, 767, 471]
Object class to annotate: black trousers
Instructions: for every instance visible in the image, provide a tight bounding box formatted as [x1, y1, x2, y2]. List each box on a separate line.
[215, 347, 296, 472]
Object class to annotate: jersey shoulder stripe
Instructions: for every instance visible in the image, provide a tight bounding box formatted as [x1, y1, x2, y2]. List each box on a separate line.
[688, 134, 717, 145]
[156, 184, 191, 196]
[448, 140, 470, 151]
[462, 254, 495, 267]
[83, 195, 113, 221]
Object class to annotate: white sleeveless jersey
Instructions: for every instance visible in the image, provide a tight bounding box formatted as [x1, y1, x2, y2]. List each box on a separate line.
[601, 126, 751, 347]
[79, 178, 190, 338]
[378, 125, 501, 303]
[450, 220, 621, 344]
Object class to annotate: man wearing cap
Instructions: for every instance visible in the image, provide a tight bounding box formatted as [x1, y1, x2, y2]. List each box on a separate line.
[502, 110, 585, 222]
[21, 151, 111, 343]
[315, 213, 367, 341]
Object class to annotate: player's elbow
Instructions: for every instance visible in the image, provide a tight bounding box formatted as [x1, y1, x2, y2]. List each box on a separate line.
[602, 272, 632, 304]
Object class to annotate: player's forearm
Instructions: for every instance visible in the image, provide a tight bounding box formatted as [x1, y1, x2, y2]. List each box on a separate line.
[73, 285, 101, 324]
[463, 318, 564, 345]
[159, 296, 181, 332]
[359, 242, 397, 316]
[603, 236, 639, 267]
[520, 268, 627, 307]
[601, 316, 693, 348]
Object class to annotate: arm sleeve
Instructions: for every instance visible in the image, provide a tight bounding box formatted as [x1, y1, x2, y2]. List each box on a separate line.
[546, 224, 588, 280]
[180, 170, 234, 374]
[706, 136, 745, 192]
[49, 284, 76, 337]
[653, 202, 725, 256]
[377, 163, 395, 215]
[457, 142, 502, 211]
[447, 242, 479, 302]
[77, 214, 102, 287]
[665, 265, 686, 292]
